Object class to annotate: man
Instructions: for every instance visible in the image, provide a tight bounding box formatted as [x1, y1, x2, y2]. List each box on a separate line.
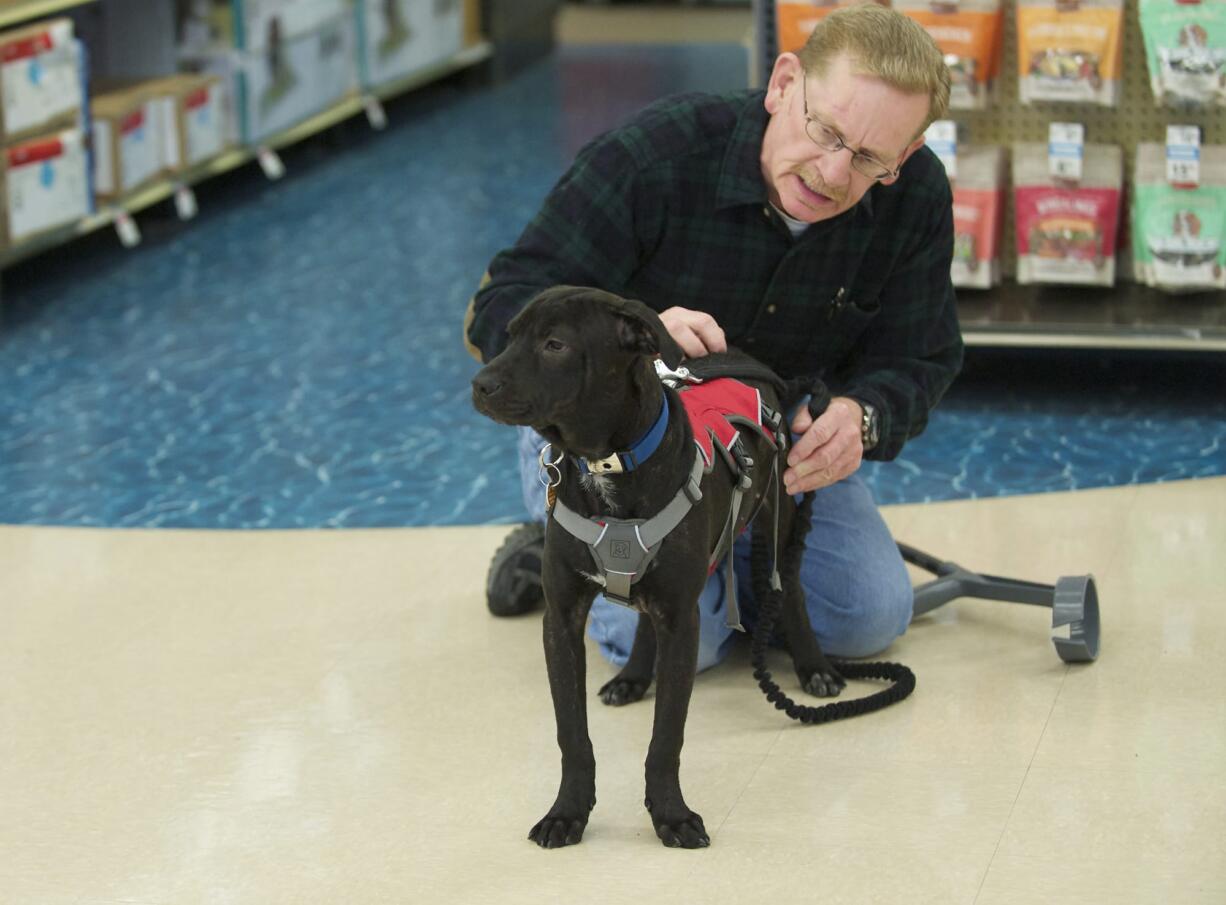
[464, 3, 962, 672]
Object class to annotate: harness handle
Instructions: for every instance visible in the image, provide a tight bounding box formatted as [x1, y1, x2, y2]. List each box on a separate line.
[806, 380, 832, 421]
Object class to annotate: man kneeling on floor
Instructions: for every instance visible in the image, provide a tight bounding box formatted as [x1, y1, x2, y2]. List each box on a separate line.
[463, 3, 963, 673]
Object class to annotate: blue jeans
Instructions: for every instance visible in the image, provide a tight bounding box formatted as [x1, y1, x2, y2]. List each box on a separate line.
[518, 426, 912, 672]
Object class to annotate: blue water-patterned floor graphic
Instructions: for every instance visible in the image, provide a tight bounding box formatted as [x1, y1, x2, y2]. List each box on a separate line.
[866, 351, 1226, 505]
[1, 44, 1224, 529]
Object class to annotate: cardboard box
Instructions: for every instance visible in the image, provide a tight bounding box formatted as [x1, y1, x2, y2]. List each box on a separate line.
[355, 0, 465, 90]
[3, 126, 91, 245]
[175, 0, 347, 53]
[180, 4, 357, 145]
[0, 18, 85, 143]
[236, 10, 355, 142]
[92, 88, 163, 200]
[230, 0, 350, 52]
[145, 74, 228, 172]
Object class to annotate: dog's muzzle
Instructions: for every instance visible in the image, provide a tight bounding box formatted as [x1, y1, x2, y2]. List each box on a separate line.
[471, 368, 529, 423]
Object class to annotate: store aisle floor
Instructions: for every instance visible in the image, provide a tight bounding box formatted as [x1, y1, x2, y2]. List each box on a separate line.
[3, 479, 1223, 903]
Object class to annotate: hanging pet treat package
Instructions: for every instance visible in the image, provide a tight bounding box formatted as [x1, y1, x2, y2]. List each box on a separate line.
[896, 0, 1004, 110]
[951, 145, 1007, 288]
[1138, 0, 1226, 109]
[1132, 142, 1226, 291]
[1017, 0, 1124, 106]
[1013, 142, 1123, 285]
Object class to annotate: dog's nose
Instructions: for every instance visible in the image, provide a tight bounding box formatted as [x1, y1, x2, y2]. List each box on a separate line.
[472, 371, 503, 398]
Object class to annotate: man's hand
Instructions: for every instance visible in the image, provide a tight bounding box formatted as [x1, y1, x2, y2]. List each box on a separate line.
[784, 397, 864, 493]
[660, 307, 727, 358]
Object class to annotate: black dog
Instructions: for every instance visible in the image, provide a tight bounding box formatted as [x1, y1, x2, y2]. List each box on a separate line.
[471, 286, 845, 849]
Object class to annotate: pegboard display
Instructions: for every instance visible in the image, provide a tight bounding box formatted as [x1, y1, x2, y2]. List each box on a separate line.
[755, 0, 1226, 281]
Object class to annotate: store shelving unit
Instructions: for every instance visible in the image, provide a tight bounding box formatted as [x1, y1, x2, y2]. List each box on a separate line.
[0, 0, 95, 29]
[958, 283, 1226, 351]
[0, 28, 492, 269]
[754, 0, 1226, 353]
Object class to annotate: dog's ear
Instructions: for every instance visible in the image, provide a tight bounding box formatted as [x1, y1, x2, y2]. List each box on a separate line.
[609, 297, 684, 369]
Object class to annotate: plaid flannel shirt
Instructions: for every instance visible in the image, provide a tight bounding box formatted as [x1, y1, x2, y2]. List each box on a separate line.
[466, 90, 964, 461]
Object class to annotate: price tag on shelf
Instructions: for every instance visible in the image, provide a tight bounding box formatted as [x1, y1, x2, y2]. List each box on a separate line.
[1048, 122, 1085, 182]
[174, 185, 199, 221]
[257, 147, 286, 181]
[363, 96, 388, 131]
[1165, 125, 1200, 187]
[925, 120, 957, 180]
[113, 210, 141, 248]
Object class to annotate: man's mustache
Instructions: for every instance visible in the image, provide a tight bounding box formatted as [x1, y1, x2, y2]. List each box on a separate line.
[797, 168, 847, 205]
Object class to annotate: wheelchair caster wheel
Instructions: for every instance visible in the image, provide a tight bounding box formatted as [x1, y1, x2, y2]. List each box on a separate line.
[1051, 575, 1100, 663]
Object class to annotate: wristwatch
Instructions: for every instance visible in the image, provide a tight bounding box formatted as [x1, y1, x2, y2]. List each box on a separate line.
[857, 402, 880, 451]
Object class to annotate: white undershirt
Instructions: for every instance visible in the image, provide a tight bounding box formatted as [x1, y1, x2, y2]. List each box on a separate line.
[770, 203, 810, 238]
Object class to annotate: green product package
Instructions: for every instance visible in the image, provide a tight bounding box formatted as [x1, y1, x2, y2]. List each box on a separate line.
[1132, 143, 1226, 291]
[1139, 0, 1226, 108]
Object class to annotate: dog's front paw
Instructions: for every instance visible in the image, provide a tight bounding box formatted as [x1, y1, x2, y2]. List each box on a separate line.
[598, 675, 650, 706]
[645, 798, 709, 849]
[528, 811, 590, 849]
[802, 668, 846, 698]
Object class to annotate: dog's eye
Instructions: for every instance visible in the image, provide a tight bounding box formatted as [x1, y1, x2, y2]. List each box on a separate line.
[543, 339, 567, 354]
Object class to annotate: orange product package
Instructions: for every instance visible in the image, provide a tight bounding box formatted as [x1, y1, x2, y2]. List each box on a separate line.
[1017, 0, 1125, 107]
[775, 1, 886, 55]
[896, 0, 1004, 110]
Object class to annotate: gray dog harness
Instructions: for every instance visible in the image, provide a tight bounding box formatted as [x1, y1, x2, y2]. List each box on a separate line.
[551, 445, 706, 609]
[546, 364, 784, 629]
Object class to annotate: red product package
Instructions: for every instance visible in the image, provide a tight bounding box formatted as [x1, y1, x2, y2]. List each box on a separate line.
[1012, 142, 1123, 285]
[951, 146, 1007, 288]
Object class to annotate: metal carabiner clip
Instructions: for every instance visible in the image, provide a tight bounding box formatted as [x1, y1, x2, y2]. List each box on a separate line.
[538, 443, 564, 512]
[538, 443, 564, 489]
[653, 358, 700, 387]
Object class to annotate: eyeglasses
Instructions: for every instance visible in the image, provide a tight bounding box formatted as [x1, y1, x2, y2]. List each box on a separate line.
[800, 75, 901, 181]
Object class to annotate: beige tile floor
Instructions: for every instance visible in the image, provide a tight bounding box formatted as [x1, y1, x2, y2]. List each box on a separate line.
[2, 477, 1224, 903]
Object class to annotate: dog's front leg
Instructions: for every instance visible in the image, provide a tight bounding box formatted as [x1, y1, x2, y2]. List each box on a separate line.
[642, 584, 710, 849]
[529, 568, 598, 849]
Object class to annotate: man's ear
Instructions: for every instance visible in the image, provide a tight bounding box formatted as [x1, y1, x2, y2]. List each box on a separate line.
[881, 134, 928, 186]
[764, 52, 803, 116]
[610, 297, 684, 369]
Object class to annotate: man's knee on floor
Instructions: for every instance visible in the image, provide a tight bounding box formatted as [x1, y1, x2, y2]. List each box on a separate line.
[805, 561, 914, 659]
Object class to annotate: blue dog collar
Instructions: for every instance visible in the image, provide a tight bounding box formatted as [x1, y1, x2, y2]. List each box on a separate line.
[580, 394, 670, 475]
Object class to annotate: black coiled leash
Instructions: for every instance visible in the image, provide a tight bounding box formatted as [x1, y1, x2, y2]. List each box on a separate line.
[749, 382, 916, 724]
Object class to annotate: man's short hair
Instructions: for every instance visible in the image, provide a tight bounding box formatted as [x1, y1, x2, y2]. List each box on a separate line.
[797, 2, 951, 136]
